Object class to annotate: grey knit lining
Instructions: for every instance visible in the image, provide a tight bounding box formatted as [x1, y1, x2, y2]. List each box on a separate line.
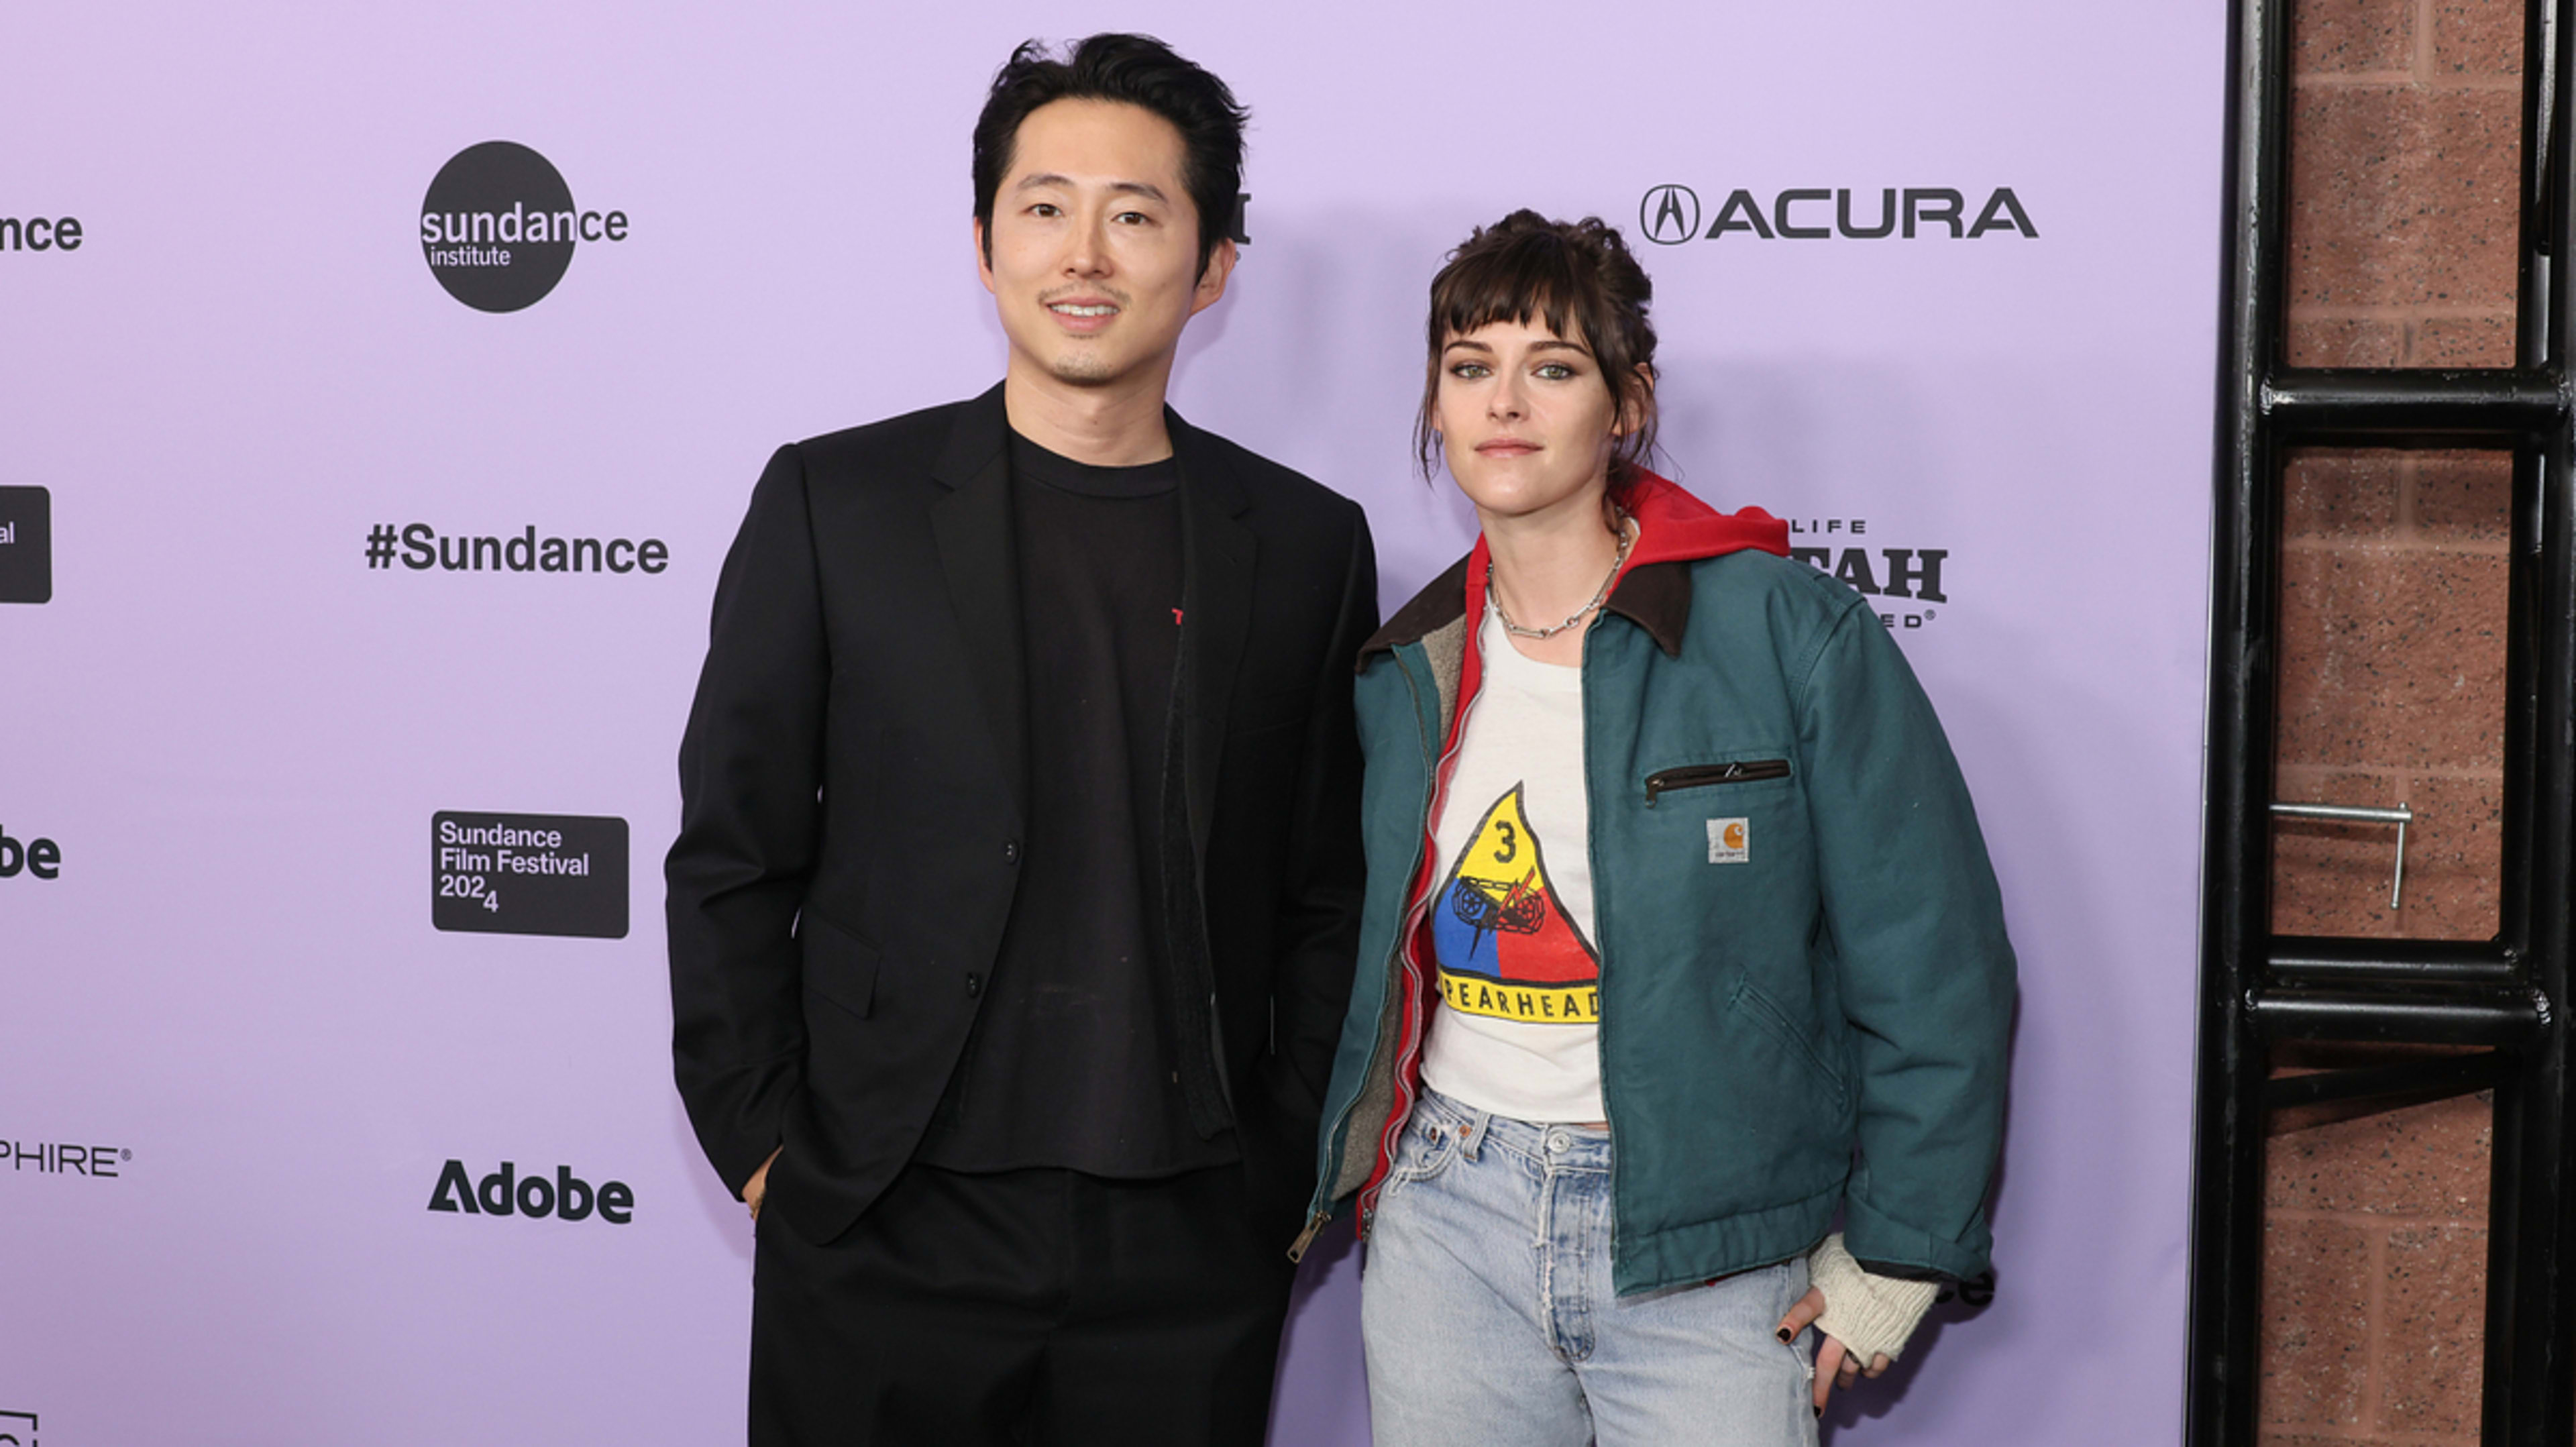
[1327, 613, 1471, 1205]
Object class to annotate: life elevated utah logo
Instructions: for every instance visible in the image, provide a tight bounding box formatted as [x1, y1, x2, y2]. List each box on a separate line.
[1640, 182, 2035, 244]
[420, 142, 629, 312]
[1787, 517, 1952, 632]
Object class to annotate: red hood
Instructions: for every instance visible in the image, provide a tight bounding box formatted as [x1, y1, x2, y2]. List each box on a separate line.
[1615, 469, 1790, 568]
[1463, 469, 1788, 609]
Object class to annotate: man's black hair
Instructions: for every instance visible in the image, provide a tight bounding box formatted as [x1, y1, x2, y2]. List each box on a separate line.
[973, 34, 1247, 277]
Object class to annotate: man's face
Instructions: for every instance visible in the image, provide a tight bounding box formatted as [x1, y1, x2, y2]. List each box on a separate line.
[977, 98, 1234, 391]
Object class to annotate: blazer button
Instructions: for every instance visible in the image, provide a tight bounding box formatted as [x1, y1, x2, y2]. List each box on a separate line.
[1002, 840, 1021, 864]
[965, 973, 983, 998]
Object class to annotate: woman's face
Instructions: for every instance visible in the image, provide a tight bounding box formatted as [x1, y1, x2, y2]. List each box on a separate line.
[1434, 316, 1623, 530]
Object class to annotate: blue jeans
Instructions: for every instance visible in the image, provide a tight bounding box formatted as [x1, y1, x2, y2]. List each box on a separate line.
[1361, 1089, 1817, 1447]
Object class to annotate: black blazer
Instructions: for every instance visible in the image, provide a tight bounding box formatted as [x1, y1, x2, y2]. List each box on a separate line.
[666, 384, 1377, 1247]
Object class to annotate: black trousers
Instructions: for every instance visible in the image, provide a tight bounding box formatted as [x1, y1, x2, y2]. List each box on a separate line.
[749, 1160, 1296, 1447]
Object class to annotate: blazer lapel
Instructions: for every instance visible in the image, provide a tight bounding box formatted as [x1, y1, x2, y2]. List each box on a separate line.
[1171, 411, 1256, 863]
[928, 384, 1029, 816]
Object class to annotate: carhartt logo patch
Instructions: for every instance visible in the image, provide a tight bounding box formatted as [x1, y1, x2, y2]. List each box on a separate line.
[1707, 818, 1750, 864]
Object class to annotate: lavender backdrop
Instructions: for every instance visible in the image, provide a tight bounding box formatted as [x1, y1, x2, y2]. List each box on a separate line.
[0, 3, 2222, 1442]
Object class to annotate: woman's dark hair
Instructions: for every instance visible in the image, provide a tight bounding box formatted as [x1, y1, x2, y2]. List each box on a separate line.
[972, 34, 1248, 278]
[1415, 211, 1660, 488]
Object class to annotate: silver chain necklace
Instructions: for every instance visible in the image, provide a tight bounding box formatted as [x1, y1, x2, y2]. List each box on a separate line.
[1490, 513, 1636, 640]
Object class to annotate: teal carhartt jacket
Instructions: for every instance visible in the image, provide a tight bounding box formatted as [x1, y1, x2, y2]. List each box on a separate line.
[1297, 474, 2016, 1294]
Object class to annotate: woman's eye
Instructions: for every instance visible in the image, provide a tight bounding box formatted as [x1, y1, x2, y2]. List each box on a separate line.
[1536, 362, 1576, 380]
[1448, 363, 1491, 380]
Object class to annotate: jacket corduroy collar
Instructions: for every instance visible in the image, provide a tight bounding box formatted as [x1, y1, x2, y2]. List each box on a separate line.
[1357, 470, 1787, 669]
[1358, 553, 1695, 668]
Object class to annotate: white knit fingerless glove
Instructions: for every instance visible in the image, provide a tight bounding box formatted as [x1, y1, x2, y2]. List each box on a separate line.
[1807, 1233, 1940, 1364]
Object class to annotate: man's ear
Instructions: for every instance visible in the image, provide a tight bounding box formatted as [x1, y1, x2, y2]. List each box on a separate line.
[1189, 237, 1239, 317]
[974, 217, 997, 296]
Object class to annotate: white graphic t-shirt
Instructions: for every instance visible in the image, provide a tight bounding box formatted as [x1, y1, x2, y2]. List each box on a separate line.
[1419, 608, 1604, 1123]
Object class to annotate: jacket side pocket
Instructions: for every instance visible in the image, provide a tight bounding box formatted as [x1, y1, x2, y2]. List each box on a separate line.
[799, 911, 879, 1020]
[1729, 977, 1848, 1110]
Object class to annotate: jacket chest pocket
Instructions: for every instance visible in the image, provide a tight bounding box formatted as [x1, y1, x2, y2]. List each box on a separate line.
[1642, 757, 1792, 805]
[1626, 753, 1809, 883]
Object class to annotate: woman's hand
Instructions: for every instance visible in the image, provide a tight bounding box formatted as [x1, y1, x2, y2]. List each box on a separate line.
[1776, 1285, 1891, 1414]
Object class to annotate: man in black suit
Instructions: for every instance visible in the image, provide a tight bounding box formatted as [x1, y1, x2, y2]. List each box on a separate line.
[665, 34, 1376, 1447]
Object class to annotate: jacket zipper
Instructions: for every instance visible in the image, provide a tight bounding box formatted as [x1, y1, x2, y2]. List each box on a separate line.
[1359, 655, 1470, 1237]
[1642, 759, 1790, 804]
[1582, 623, 1621, 1283]
[1287, 1208, 1332, 1261]
[1353, 645, 1477, 1243]
[1290, 650, 1451, 1263]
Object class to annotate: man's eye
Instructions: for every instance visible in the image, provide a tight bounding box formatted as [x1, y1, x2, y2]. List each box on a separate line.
[1029, 203, 1061, 218]
[1115, 210, 1150, 225]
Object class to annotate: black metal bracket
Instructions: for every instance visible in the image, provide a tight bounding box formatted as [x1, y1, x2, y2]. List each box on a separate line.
[2189, 1, 2576, 1443]
[2264, 1049, 2514, 1114]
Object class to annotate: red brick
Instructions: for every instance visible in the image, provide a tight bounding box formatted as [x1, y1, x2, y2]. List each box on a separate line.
[2291, 0, 2417, 74]
[2286, 312, 2408, 367]
[2288, 87, 2522, 309]
[2265, 1087, 2493, 1218]
[2430, 0, 2526, 77]
[2274, 547, 2508, 770]
[2411, 311, 2518, 366]
[2284, 449, 2402, 539]
[2410, 449, 2512, 540]
[2379, 1223, 2487, 1434]
[2260, 1216, 2373, 1426]
[2392, 771, 2504, 939]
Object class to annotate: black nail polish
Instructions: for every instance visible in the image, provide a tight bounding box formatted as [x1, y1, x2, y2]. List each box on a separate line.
[1776, 1327, 1793, 1342]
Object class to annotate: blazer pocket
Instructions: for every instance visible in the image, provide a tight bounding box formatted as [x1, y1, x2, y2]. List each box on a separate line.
[798, 911, 879, 1020]
[1234, 683, 1318, 735]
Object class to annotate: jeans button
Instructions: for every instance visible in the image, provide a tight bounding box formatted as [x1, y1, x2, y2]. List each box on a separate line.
[1547, 1131, 1570, 1154]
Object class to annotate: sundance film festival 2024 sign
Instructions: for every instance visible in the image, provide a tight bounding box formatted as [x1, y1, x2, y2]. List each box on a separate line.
[431, 812, 627, 939]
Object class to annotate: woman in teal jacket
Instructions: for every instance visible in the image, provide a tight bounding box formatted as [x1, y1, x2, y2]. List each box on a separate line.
[1296, 211, 2016, 1444]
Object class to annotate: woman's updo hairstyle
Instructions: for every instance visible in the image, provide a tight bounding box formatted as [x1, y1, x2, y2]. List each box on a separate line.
[1415, 210, 1660, 492]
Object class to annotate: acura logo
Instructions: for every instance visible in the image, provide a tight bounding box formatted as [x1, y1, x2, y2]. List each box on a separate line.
[1640, 184, 1701, 246]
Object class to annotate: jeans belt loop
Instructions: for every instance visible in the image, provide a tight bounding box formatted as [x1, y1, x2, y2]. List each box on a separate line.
[1458, 1104, 1489, 1163]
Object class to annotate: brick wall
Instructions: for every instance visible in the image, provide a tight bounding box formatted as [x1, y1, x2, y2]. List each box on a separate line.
[2284, 0, 2521, 369]
[2260, 0, 2521, 1440]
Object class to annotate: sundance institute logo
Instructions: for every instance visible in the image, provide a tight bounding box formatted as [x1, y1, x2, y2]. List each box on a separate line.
[419, 141, 629, 312]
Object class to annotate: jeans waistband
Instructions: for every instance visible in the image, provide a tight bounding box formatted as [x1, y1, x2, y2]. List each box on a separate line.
[1415, 1087, 1612, 1171]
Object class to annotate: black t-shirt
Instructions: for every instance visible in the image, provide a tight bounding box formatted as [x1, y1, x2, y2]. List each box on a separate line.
[912, 430, 1238, 1176]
